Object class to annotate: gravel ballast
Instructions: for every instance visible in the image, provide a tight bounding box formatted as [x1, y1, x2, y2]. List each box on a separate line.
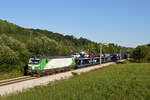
[0, 62, 117, 96]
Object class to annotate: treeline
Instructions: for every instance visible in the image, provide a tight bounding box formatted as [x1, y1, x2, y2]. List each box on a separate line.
[0, 19, 132, 73]
[0, 34, 29, 72]
[132, 44, 150, 63]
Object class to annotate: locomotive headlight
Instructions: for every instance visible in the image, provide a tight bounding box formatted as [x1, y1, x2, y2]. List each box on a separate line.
[31, 66, 34, 70]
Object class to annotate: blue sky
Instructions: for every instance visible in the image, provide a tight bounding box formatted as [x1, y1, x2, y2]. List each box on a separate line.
[0, 0, 150, 47]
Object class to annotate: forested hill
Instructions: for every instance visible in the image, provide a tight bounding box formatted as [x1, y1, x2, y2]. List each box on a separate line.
[0, 19, 131, 54]
[0, 19, 95, 46]
[0, 19, 101, 55]
[0, 19, 132, 73]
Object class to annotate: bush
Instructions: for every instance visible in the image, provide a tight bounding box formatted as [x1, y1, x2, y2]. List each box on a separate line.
[0, 64, 15, 72]
[0, 34, 30, 72]
[27, 36, 60, 55]
[0, 34, 26, 51]
[133, 45, 150, 63]
[72, 72, 78, 76]
[0, 45, 19, 65]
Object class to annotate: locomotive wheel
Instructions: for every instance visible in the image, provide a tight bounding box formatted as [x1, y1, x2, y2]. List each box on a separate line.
[31, 74, 37, 77]
[37, 72, 41, 77]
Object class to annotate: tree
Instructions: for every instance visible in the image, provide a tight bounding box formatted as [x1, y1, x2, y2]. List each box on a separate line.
[0, 34, 30, 63]
[0, 45, 19, 65]
[27, 36, 60, 56]
[133, 45, 150, 62]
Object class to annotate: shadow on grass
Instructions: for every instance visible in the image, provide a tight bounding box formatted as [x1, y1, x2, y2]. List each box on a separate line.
[71, 72, 79, 76]
[116, 59, 136, 64]
[116, 62, 125, 64]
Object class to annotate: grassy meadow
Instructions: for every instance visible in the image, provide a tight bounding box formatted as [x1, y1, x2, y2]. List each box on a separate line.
[0, 71, 23, 80]
[1, 62, 150, 100]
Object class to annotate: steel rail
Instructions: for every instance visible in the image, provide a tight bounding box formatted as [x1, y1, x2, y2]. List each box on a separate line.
[0, 76, 37, 86]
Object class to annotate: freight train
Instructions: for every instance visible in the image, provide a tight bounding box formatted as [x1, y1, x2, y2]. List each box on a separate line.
[27, 53, 129, 77]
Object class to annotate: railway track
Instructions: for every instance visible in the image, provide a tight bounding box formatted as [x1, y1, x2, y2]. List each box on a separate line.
[0, 76, 37, 86]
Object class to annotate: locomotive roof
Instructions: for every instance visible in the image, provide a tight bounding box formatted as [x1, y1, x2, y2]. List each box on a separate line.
[30, 56, 72, 59]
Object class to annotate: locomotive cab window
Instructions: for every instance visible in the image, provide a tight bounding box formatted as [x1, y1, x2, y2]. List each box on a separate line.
[29, 60, 40, 64]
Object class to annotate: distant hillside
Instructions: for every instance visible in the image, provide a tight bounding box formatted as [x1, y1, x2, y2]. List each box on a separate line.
[0, 19, 133, 54]
[0, 19, 94, 46]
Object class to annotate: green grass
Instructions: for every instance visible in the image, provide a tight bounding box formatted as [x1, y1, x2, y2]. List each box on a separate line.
[0, 71, 23, 80]
[1, 63, 150, 100]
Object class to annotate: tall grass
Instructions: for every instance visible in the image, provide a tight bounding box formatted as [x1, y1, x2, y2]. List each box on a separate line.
[0, 70, 23, 80]
[2, 63, 150, 100]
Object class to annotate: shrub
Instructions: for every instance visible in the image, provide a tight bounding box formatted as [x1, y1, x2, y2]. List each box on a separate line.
[27, 36, 60, 55]
[0, 34, 30, 72]
[0, 34, 25, 51]
[0, 45, 19, 65]
[72, 72, 78, 76]
[133, 45, 150, 63]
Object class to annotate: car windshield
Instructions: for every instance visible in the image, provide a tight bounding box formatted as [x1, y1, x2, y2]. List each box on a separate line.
[29, 60, 40, 64]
